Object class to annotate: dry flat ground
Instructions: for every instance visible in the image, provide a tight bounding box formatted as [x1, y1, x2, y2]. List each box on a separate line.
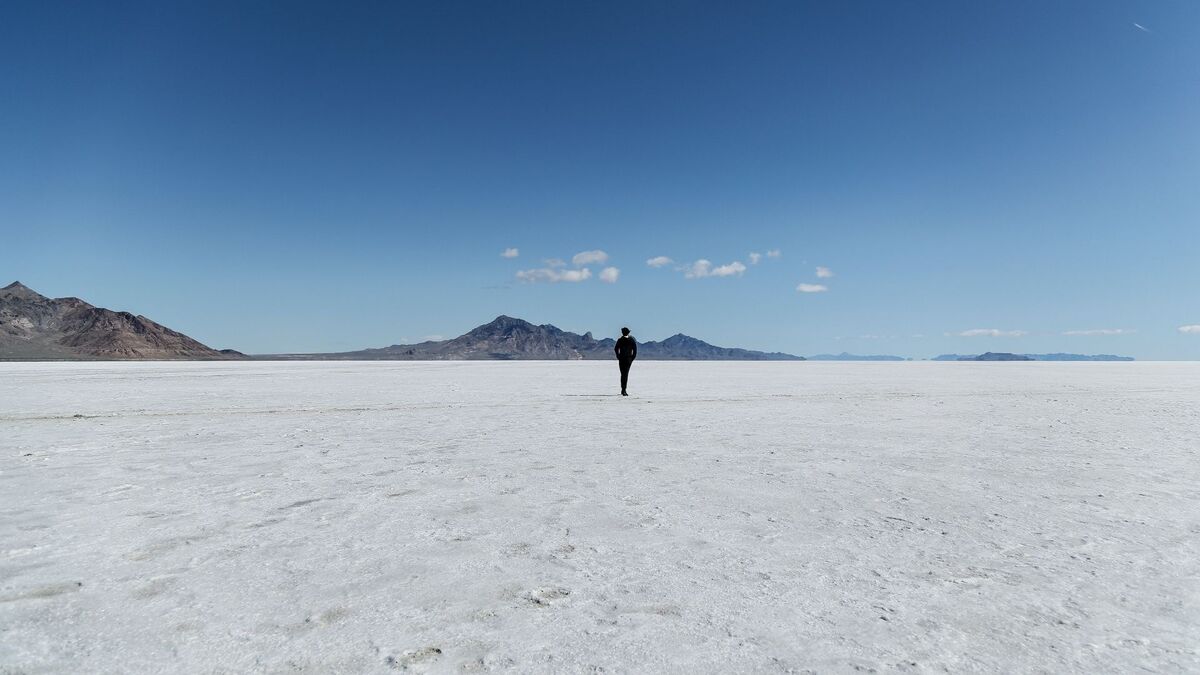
[1, 361, 1198, 673]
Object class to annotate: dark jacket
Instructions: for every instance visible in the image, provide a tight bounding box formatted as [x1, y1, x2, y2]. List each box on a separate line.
[615, 335, 637, 361]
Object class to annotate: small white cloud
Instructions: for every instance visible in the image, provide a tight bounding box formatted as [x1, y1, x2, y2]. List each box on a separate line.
[685, 259, 746, 278]
[1063, 328, 1135, 336]
[958, 328, 1027, 337]
[572, 250, 608, 265]
[501, 247, 519, 258]
[599, 267, 620, 283]
[685, 260, 712, 278]
[646, 256, 674, 268]
[1179, 325, 1200, 334]
[516, 267, 592, 283]
[766, 249, 781, 259]
[556, 268, 592, 283]
[815, 266, 834, 279]
[796, 283, 828, 293]
[711, 261, 746, 277]
[1134, 22, 1151, 32]
[544, 258, 566, 268]
[748, 252, 762, 265]
[421, 334, 445, 342]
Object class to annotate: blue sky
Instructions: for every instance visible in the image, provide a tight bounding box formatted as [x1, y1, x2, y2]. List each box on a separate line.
[2, 1, 1198, 357]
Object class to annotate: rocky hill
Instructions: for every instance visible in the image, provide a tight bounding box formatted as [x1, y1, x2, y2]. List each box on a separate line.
[0, 281, 236, 360]
[285, 316, 803, 361]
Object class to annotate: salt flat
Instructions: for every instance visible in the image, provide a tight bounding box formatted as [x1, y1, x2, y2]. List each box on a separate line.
[1, 361, 1198, 674]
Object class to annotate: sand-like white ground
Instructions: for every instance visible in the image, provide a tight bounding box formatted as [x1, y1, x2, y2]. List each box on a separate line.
[1, 361, 1198, 673]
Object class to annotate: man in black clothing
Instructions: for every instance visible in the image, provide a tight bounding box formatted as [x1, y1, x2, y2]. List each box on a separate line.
[614, 327, 637, 396]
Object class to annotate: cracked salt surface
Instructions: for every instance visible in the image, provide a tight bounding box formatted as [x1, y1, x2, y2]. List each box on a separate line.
[1, 361, 1198, 673]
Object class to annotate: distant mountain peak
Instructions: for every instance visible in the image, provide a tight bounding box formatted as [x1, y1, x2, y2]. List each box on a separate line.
[486, 315, 531, 327]
[961, 352, 1034, 361]
[4, 280, 35, 293]
[469, 315, 538, 336]
[1, 281, 47, 301]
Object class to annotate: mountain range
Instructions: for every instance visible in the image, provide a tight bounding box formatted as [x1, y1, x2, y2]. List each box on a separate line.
[932, 353, 1135, 362]
[0, 282, 1140, 362]
[806, 352, 907, 361]
[0, 282, 239, 360]
[0, 283, 802, 361]
[275, 315, 805, 361]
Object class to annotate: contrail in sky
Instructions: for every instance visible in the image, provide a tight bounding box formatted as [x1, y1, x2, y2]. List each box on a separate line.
[1133, 23, 1151, 33]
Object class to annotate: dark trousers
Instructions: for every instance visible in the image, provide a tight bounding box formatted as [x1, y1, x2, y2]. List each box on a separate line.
[618, 359, 633, 391]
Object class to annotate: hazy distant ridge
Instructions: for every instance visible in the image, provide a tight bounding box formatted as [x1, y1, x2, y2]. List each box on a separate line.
[933, 353, 1135, 362]
[807, 352, 907, 361]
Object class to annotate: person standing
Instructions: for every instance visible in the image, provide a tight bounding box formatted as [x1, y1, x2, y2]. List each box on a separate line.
[614, 327, 637, 396]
